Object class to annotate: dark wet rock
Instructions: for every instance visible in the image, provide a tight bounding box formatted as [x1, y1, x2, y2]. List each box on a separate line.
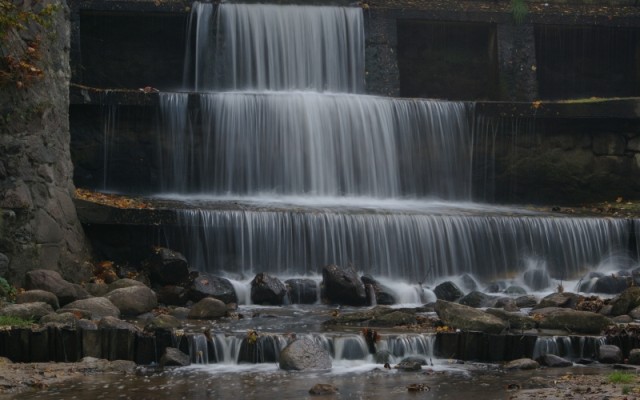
[504, 286, 527, 296]
[160, 347, 191, 367]
[104, 285, 158, 316]
[485, 308, 537, 330]
[460, 274, 478, 291]
[188, 297, 227, 319]
[434, 300, 507, 334]
[493, 297, 519, 312]
[610, 287, 640, 316]
[599, 305, 613, 316]
[370, 310, 416, 327]
[590, 275, 630, 294]
[279, 338, 332, 371]
[40, 312, 78, 326]
[531, 307, 611, 334]
[24, 269, 89, 306]
[484, 281, 506, 293]
[515, 295, 538, 308]
[309, 383, 338, 395]
[533, 292, 580, 310]
[322, 265, 367, 306]
[628, 348, 640, 365]
[598, 344, 623, 364]
[325, 305, 394, 326]
[459, 291, 494, 308]
[98, 316, 139, 331]
[505, 358, 539, 370]
[148, 247, 190, 285]
[613, 315, 633, 323]
[62, 297, 120, 319]
[361, 275, 396, 305]
[251, 273, 287, 305]
[170, 307, 191, 319]
[523, 269, 552, 291]
[0, 302, 53, 321]
[433, 281, 464, 302]
[396, 361, 422, 371]
[188, 273, 238, 305]
[286, 279, 318, 304]
[629, 305, 640, 320]
[107, 278, 145, 292]
[536, 354, 572, 367]
[144, 314, 182, 331]
[85, 282, 110, 297]
[375, 350, 392, 364]
[156, 285, 188, 306]
[16, 290, 59, 310]
[400, 356, 427, 365]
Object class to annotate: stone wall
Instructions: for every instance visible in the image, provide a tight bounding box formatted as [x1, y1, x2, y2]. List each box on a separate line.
[0, 0, 90, 285]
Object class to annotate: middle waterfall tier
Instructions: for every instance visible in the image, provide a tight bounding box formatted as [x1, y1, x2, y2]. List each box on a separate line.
[158, 92, 474, 199]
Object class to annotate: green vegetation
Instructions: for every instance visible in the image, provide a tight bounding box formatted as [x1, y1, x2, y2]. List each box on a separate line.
[0, 315, 34, 327]
[511, 0, 528, 25]
[0, 277, 16, 301]
[608, 371, 635, 384]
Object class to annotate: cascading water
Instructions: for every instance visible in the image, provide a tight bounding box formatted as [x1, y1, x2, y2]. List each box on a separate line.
[154, 2, 640, 290]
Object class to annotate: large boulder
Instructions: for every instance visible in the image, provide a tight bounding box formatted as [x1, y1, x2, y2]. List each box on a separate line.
[515, 295, 538, 308]
[360, 275, 396, 305]
[628, 348, 640, 365]
[322, 265, 367, 306]
[532, 307, 611, 334]
[0, 302, 53, 321]
[15, 290, 59, 310]
[434, 300, 508, 334]
[485, 308, 536, 330]
[533, 292, 579, 310]
[433, 281, 464, 302]
[279, 338, 332, 371]
[148, 247, 190, 285]
[250, 273, 287, 305]
[459, 291, 494, 308]
[286, 279, 318, 304]
[62, 297, 120, 319]
[160, 347, 191, 367]
[107, 279, 145, 292]
[145, 314, 182, 331]
[609, 287, 640, 316]
[24, 269, 89, 306]
[598, 344, 623, 364]
[188, 273, 238, 304]
[591, 275, 630, 294]
[104, 285, 158, 316]
[188, 297, 227, 320]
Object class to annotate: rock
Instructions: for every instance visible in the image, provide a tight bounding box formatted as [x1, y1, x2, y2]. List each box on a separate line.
[628, 348, 640, 365]
[523, 269, 551, 291]
[107, 278, 145, 292]
[160, 347, 191, 367]
[459, 291, 494, 308]
[532, 307, 611, 334]
[396, 361, 422, 371]
[40, 312, 78, 326]
[485, 282, 506, 293]
[148, 248, 190, 285]
[433, 281, 464, 302]
[309, 384, 338, 395]
[434, 300, 508, 334]
[592, 275, 630, 294]
[0, 302, 53, 321]
[504, 286, 527, 296]
[156, 285, 188, 306]
[629, 305, 640, 320]
[533, 292, 579, 310]
[370, 310, 416, 327]
[188, 297, 227, 319]
[361, 275, 396, 305]
[170, 307, 191, 319]
[325, 305, 395, 326]
[493, 297, 519, 312]
[400, 356, 427, 365]
[599, 305, 613, 316]
[515, 295, 538, 308]
[598, 344, 623, 364]
[536, 354, 572, 367]
[250, 273, 287, 305]
[188, 273, 238, 304]
[374, 350, 392, 364]
[98, 316, 138, 331]
[613, 315, 633, 323]
[279, 338, 332, 371]
[485, 308, 537, 330]
[610, 287, 640, 316]
[24, 269, 90, 306]
[286, 279, 318, 304]
[85, 282, 110, 297]
[15, 290, 59, 310]
[505, 358, 539, 370]
[145, 314, 182, 331]
[460, 274, 478, 291]
[322, 265, 367, 306]
[104, 285, 158, 316]
[62, 297, 120, 319]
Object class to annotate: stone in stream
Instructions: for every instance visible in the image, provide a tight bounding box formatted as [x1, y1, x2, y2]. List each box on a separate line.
[360, 275, 396, 305]
[24, 269, 89, 306]
[485, 308, 537, 330]
[609, 287, 640, 316]
[535, 354, 572, 367]
[531, 307, 611, 334]
[250, 273, 287, 305]
[148, 247, 190, 285]
[160, 347, 191, 367]
[515, 295, 538, 308]
[533, 292, 580, 310]
[628, 348, 640, 365]
[279, 338, 332, 371]
[322, 265, 367, 306]
[505, 358, 539, 370]
[188, 297, 227, 319]
[309, 384, 338, 395]
[598, 344, 623, 364]
[435, 300, 508, 334]
[433, 281, 463, 302]
[591, 275, 630, 294]
[286, 279, 318, 304]
[187, 273, 238, 304]
[459, 291, 495, 308]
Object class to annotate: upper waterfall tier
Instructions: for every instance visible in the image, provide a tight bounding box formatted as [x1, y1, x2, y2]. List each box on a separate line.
[183, 3, 365, 93]
[158, 92, 473, 199]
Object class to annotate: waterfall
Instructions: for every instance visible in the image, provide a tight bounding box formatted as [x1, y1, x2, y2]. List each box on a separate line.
[183, 3, 365, 92]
